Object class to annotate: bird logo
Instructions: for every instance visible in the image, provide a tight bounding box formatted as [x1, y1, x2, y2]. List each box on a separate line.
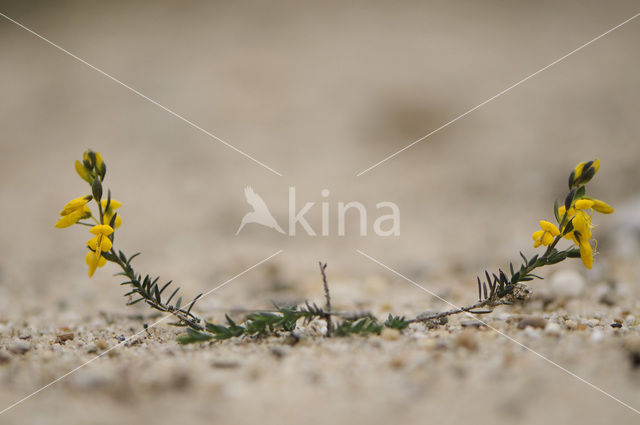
[236, 186, 285, 235]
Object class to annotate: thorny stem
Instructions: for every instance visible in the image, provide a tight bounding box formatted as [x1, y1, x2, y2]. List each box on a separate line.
[414, 212, 573, 323]
[109, 247, 205, 331]
[408, 300, 500, 322]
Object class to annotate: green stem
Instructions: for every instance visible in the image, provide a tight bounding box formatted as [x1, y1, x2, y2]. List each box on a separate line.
[97, 203, 104, 225]
[108, 247, 204, 331]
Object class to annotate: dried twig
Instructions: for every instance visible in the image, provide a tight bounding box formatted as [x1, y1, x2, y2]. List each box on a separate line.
[319, 262, 332, 336]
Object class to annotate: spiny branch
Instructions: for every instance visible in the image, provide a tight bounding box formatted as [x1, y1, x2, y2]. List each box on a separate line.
[412, 244, 581, 322]
[103, 247, 205, 331]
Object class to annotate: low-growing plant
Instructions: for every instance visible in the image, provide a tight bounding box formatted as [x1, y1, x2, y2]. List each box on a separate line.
[56, 151, 613, 342]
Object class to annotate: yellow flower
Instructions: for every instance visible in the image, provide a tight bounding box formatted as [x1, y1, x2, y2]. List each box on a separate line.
[571, 201, 593, 237]
[532, 220, 560, 248]
[100, 199, 122, 228]
[59, 196, 91, 215]
[86, 224, 113, 278]
[573, 160, 595, 180]
[587, 198, 614, 214]
[86, 250, 107, 277]
[572, 231, 594, 269]
[89, 224, 113, 237]
[55, 195, 92, 228]
[87, 224, 113, 252]
[94, 152, 104, 170]
[574, 199, 593, 210]
[75, 160, 93, 183]
[570, 158, 600, 188]
[558, 194, 612, 270]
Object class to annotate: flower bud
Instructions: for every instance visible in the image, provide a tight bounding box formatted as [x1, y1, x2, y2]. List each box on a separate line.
[75, 160, 93, 183]
[92, 176, 103, 202]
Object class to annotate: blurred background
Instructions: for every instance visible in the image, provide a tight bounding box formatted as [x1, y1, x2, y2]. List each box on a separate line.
[1, 1, 640, 423]
[1, 0, 639, 314]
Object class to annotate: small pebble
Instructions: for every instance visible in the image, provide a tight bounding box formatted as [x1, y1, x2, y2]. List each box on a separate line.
[388, 356, 406, 369]
[599, 293, 617, 306]
[0, 350, 11, 364]
[9, 340, 30, 355]
[284, 332, 302, 346]
[456, 330, 478, 351]
[269, 347, 287, 358]
[461, 321, 486, 329]
[518, 317, 547, 330]
[544, 322, 562, 336]
[549, 269, 585, 298]
[95, 339, 108, 350]
[565, 320, 577, 330]
[380, 328, 401, 341]
[591, 330, 604, 342]
[611, 323, 622, 328]
[524, 327, 540, 339]
[56, 332, 74, 343]
[625, 315, 636, 326]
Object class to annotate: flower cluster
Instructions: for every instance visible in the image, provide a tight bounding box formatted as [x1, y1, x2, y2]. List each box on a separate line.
[532, 159, 614, 269]
[55, 150, 123, 277]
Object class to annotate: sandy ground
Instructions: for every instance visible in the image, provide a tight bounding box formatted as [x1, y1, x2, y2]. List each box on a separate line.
[1, 1, 640, 424]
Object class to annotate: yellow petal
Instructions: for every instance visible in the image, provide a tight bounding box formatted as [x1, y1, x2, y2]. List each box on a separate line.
[56, 207, 89, 228]
[104, 212, 121, 228]
[60, 196, 91, 216]
[592, 158, 600, 174]
[591, 199, 614, 214]
[573, 161, 586, 180]
[95, 152, 104, 170]
[579, 240, 593, 269]
[557, 206, 566, 217]
[532, 230, 544, 247]
[541, 232, 554, 246]
[75, 160, 92, 183]
[86, 251, 98, 277]
[55, 214, 75, 228]
[87, 235, 100, 250]
[100, 199, 122, 210]
[571, 211, 592, 234]
[79, 206, 92, 220]
[540, 220, 560, 236]
[90, 224, 114, 236]
[100, 236, 113, 252]
[574, 199, 594, 210]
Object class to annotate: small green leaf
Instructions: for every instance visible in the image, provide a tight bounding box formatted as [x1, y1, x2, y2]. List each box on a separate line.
[177, 329, 214, 344]
[553, 199, 560, 222]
